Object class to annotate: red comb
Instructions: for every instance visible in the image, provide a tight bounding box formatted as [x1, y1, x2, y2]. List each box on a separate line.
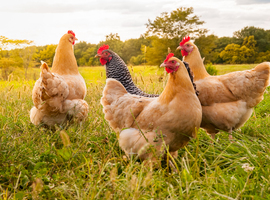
[68, 30, 75, 37]
[179, 36, 190, 46]
[98, 44, 109, 54]
[164, 53, 174, 63]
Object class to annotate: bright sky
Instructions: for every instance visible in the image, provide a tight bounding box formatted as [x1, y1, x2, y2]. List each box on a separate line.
[1, 0, 270, 46]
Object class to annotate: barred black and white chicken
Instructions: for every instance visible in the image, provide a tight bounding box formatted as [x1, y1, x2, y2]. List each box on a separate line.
[95, 45, 158, 97]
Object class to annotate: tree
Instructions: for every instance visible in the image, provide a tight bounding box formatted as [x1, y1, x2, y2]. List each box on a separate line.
[219, 37, 256, 64]
[98, 33, 124, 58]
[19, 46, 37, 79]
[121, 36, 151, 64]
[74, 41, 98, 66]
[194, 34, 218, 64]
[255, 50, 270, 63]
[33, 44, 57, 67]
[220, 43, 241, 64]
[0, 36, 32, 50]
[233, 26, 270, 52]
[242, 35, 256, 49]
[145, 7, 208, 40]
[0, 57, 17, 80]
[143, 7, 207, 65]
[130, 55, 145, 65]
[0, 35, 33, 79]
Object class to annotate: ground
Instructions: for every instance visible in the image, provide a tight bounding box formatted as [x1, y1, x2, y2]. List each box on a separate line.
[0, 64, 269, 199]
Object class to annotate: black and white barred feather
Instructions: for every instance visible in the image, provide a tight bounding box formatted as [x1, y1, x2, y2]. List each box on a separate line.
[104, 50, 159, 97]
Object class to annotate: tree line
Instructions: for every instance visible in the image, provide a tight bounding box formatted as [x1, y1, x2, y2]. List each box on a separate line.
[1, 7, 270, 80]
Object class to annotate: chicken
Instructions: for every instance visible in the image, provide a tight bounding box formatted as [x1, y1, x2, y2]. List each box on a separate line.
[95, 44, 158, 97]
[101, 53, 202, 161]
[30, 30, 89, 127]
[177, 36, 270, 139]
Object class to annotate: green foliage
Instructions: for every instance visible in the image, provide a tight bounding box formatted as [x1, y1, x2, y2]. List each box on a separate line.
[0, 35, 32, 50]
[122, 36, 151, 64]
[255, 50, 270, 63]
[130, 55, 145, 65]
[98, 33, 124, 58]
[33, 44, 57, 67]
[205, 63, 218, 75]
[144, 37, 182, 66]
[0, 57, 17, 80]
[20, 46, 37, 79]
[220, 36, 257, 64]
[233, 26, 270, 52]
[220, 43, 241, 64]
[146, 7, 208, 39]
[74, 41, 98, 66]
[194, 35, 218, 64]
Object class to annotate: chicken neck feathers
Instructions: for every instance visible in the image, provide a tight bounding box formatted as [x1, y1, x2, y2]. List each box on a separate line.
[105, 50, 159, 97]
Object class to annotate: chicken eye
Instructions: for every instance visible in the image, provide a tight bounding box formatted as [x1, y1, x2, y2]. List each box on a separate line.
[171, 61, 175, 64]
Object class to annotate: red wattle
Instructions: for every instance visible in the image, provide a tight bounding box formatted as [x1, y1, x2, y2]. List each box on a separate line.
[100, 58, 107, 65]
[181, 50, 188, 57]
[165, 67, 173, 73]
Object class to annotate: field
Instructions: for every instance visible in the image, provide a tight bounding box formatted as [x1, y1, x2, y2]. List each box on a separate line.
[0, 64, 270, 199]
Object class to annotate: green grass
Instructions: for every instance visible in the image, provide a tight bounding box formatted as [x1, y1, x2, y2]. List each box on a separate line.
[215, 64, 257, 75]
[0, 65, 270, 199]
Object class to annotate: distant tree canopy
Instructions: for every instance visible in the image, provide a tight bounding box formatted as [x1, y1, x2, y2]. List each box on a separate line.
[1, 7, 270, 80]
[0, 36, 33, 80]
[143, 7, 208, 65]
[145, 7, 208, 40]
[233, 26, 270, 52]
[0, 36, 32, 51]
[220, 36, 257, 64]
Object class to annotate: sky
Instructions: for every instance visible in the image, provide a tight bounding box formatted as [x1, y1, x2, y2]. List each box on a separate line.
[1, 0, 270, 46]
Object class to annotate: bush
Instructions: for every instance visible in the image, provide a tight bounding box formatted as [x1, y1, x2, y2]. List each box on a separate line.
[205, 63, 218, 75]
[129, 55, 145, 65]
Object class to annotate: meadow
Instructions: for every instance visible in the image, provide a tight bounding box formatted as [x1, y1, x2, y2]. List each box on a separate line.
[0, 64, 270, 199]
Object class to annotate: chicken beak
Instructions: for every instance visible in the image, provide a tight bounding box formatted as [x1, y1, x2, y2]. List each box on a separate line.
[75, 37, 78, 41]
[160, 63, 166, 68]
[176, 46, 182, 51]
[95, 54, 101, 58]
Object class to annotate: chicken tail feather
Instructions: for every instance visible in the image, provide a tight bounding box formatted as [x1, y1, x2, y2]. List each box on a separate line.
[32, 62, 69, 113]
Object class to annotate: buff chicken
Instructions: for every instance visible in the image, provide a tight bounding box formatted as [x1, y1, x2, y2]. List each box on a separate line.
[177, 36, 270, 140]
[101, 53, 202, 161]
[30, 30, 89, 127]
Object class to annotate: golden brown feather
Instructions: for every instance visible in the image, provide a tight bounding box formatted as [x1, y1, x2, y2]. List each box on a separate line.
[177, 41, 270, 139]
[30, 31, 88, 127]
[101, 56, 202, 161]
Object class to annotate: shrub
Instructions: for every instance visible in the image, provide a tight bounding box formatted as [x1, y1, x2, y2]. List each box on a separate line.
[205, 63, 218, 75]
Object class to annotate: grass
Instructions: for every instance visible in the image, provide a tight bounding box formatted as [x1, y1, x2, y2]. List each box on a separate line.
[0, 64, 270, 199]
[215, 64, 257, 75]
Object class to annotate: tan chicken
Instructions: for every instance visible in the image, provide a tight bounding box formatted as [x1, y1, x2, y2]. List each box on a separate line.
[177, 36, 270, 139]
[30, 30, 88, 127]
[101, 53, 202, 161]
